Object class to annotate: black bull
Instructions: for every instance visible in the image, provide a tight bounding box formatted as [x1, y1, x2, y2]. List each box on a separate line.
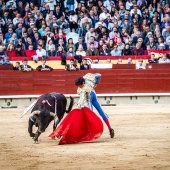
[28, 92, 74, 142]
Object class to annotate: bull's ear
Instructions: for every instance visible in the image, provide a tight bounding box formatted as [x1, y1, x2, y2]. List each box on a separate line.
[50, 112, 56, 118]
[32, 110, 41, 115]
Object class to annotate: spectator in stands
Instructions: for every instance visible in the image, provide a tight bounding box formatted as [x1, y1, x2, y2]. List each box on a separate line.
[98, 40, 104, 50]
[144, 31, 153, 45]
[17, 38, 26, 51]
[22, 32, 28, 45]
[0, 45, 7, 59]
[131, 43, 144, 55]
[35, 44, 47, 62]
[47, 45, 58, 57]
[80, 59, 89, 70]
[127, 58, 133, 64]
[36, 59, 53, 71]
[25, 44, 37, 59]
[6, 44, 16, 58]
[106, 58, 112, 64]
[15, 23, 22, 38]
[93, 58, 99, 64]
[86, 43, 99, 56]
[163, 25, 170, 41]
[20, 59, 33, 72]
[66, 38, 75, 52]
[69, 10, 78, 32]
[44, 0, 56, 11]
[66, 47, 76, 56]
[13, 61, 21, 70]
[166, 40, 170, 50]
[0, 32, 5, 48]
[146, 37, 158, 50]
[144, 44, 151, 56]
[46, 39, 55, 52]
[158, 43, 165, 51]
[4, 27, 13, 45]
[75, 37, 87, 51]
[158, 54, 170, 64]
[117, 38, 125, 52]
[110, 45, 121, 56]
[65, 59, 79, 71]
[56, 38, 67, 52]
[123, 44, 132, 55]
[128, 38, 135, 49]
[53, 6, 63, 19]
[86, 36, 98, 49]
[150, 17, 157, 32]
[0, 56, 11, 65]
[76, 46, 86, 56]
[57, 46, 65, 57]
[136, 59, 146, 69]
[85, 27, 95, 43]
[117, 58, 122, 64]
[15, 44, 26, 57]
[25, 37, 36, 50]
[38, 24, 46, 37]
[107, 39, 114, 52]
[99, 44, 110, 56]
[148, 53, 158, 64]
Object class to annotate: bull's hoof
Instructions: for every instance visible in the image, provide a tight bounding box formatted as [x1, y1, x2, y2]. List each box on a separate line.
[30, 133, 35, 138]
[33, 137, 38, 143]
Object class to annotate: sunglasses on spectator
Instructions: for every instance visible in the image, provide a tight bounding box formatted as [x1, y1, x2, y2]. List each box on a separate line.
[9, 30, 13, 31]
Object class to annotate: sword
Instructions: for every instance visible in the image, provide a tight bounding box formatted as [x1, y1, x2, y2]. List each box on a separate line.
[20, 100, 37, 118]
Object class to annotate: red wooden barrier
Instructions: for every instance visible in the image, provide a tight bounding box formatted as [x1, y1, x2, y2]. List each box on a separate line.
[0, 66, 170, 95]
[0, 65, 13, 70]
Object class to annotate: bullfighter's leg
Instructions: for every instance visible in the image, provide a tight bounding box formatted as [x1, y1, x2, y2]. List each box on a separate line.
[90, 91, 115, 138]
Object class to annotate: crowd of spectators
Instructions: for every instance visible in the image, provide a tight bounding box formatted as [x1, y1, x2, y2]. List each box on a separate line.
[0, 0, 170, 69]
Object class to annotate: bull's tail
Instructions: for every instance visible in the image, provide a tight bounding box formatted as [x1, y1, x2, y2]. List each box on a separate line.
[66, 96, 74, 113]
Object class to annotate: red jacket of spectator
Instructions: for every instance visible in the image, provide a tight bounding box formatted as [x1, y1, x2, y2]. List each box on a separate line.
[6, 50, 16, 59]
[25, 49, 36, 57]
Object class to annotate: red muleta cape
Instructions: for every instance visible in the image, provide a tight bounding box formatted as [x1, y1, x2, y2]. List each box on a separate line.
[49, 107, 103, 145]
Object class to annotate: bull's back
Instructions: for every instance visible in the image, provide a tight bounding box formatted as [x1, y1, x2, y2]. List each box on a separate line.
[31, 93, 67, 113]
[32, 93, 53, 112]
[50, 92, 66, 101]
[50, 92, 67, 114]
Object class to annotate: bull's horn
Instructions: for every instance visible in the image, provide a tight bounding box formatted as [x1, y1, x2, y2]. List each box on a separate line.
[32, 110, 40, 115]
[50, 112, 56, 118]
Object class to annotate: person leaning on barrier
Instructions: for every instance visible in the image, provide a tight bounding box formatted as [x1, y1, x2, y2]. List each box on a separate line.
[148, 54, 158, 64]
[0, 56, 11, 65]
[36, 59, 53, 71]
[65, 59, 79, 71]
[20, 59, 33, 72]
[158, 54, 170, 64]
[80, 59, 89, 70]
[13, 61, 21, 70]
[136, 59, 146, 69]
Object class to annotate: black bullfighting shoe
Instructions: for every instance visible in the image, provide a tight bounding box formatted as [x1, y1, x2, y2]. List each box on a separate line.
[110, 128, 114, 138]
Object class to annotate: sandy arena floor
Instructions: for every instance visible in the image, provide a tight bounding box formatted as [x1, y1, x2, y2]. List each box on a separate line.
[0, 104, 170, 170]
